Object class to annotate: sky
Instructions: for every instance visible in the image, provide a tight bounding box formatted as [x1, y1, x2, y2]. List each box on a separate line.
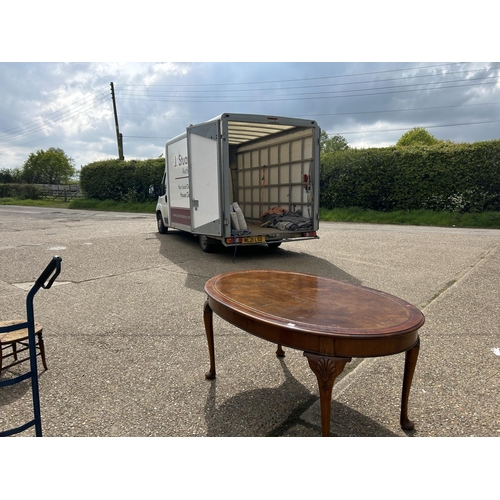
[1, 4, 499, 175]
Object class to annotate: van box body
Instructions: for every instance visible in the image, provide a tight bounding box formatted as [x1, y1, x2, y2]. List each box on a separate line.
[155, 113, 320, 250]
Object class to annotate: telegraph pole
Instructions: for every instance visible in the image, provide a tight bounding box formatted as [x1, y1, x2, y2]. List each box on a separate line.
[110, 82, 124, 160]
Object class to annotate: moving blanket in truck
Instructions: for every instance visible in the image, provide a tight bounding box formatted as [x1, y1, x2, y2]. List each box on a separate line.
[261, 208, 314, 231]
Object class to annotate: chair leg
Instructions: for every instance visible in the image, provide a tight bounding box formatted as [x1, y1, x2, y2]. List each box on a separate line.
[13, 341, 18, 361]
[37, 331, 48, 371]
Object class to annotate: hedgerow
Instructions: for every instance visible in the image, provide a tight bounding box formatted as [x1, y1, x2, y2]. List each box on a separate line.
[0, 183, 42, 199]
[320, 140, 500, 213]
[79, 158, 164, 202]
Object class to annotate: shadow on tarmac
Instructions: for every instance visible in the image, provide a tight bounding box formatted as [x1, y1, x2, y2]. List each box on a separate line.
[203, 357, 399, 437]
[155, 230, 360, 294]
[0, 367, 48, 429]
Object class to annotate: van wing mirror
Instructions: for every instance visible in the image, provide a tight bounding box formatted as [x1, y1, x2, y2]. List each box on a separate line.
[148, 184, 166, 198]
[149, 185, 159, 198]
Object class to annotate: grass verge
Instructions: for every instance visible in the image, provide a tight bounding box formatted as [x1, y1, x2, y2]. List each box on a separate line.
[0, 197, 71, 209]
[2, 198, 500, 229]
[0, 197, 156, 213]
[319, 207, 500, 229]
[68, 198, 156, 213]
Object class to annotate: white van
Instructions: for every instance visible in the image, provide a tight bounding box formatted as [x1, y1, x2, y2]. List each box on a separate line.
[153, 113, 321, 252]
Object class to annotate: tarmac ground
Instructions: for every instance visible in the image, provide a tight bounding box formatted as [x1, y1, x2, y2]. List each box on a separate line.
[1, 205, 499, 440]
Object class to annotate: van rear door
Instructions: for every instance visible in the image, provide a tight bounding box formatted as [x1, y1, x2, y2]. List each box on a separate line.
[187, 121, 222, 236]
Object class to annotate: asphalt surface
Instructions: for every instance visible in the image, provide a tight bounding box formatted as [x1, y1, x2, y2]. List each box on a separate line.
[1, 205, 499, 438]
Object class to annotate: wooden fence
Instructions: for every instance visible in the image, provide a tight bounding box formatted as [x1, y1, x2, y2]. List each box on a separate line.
[38, 184, 83, 201]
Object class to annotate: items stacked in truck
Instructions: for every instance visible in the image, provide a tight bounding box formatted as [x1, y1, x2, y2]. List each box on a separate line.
[261, 206, 313, 231]
[230, 202, 250, 236]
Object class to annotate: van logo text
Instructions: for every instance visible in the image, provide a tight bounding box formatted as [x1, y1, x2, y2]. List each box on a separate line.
[174, 154, 188, 168]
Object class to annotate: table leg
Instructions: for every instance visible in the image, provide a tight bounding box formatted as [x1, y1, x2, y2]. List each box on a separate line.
[304, 352, 351, 437]
[400, 337, 420, 430]
[204, 299, 216, 380]
[276, 344, 285, 357]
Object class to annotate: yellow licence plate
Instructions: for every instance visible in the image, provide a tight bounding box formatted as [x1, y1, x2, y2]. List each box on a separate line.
[242, 236, 266, 244]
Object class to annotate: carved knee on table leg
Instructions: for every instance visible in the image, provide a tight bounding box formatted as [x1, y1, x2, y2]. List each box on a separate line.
[304, 352, 351, 437]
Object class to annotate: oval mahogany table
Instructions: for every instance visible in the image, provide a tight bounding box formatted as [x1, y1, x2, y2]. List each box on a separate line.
[203, 270, 425, 437]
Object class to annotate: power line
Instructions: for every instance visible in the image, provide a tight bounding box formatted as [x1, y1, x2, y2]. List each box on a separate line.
[12, 113, 114, 147]
[313, 101, 500, 118]
[126, 118, 500, 142]
[117, 101, 500, 120]
[118, 66, 500, 95]
[0, 86, 109, 136]
[113, 66, 500, 104]
[0, 95, 111, 144]
[330, 119, 500, 137]
[0, 86, 111, 144]
[119, 62, 471, 87]
[115, 79, 499, 104]
[124, 135, 166, 139]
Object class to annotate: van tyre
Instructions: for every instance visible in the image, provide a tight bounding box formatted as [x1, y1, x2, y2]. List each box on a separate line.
[157, 213, 168, 234]
[199, 235, 214, 253]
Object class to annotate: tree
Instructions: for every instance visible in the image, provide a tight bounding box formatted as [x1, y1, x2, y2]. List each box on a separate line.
[0, 167, 23, 183]
[21, 148, 76, 184]
[320, 131, 350, 153]
[396, 127, 440, 147]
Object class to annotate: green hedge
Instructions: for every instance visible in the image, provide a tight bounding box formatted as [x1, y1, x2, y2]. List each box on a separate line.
[320, 140, 500, 212]
[79, 158, 164, 202]
[0, 183, 42, 199]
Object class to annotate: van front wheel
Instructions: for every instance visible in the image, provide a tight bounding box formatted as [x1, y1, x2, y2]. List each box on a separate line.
[157, 213, 168, 234]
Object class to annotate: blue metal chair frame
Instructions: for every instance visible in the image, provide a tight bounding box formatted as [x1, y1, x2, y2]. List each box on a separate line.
[0, 256, 62, 437]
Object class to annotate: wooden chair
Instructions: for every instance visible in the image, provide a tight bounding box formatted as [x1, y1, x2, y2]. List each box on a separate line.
[0, 256, 61, 437]
[0, 319, 47, 377]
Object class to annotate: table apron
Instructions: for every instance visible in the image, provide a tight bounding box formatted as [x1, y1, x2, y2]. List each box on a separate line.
[208, 298, 420, 358]
[332, 331, 420, 357]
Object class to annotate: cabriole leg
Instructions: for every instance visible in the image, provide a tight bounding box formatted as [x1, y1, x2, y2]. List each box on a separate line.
[304, 352, 351, 437]
[400, 337, 420, 430]
[204, 299, 216, 380]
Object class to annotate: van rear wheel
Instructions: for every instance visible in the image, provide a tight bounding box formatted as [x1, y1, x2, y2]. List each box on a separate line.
[199, 235, 214, 253]
[157, 213, 168, 234]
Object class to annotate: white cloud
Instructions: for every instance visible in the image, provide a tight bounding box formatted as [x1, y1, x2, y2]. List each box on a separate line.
[1, 62, 500, 172]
